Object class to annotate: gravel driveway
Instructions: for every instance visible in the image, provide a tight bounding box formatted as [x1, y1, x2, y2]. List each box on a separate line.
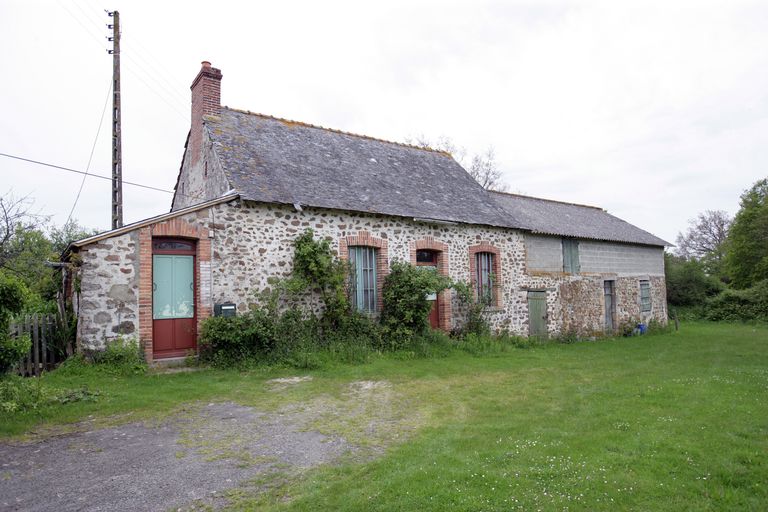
[0, 400, 354, 511]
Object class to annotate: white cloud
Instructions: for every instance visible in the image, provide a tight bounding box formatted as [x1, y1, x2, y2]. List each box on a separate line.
[1, 0, 766, 243]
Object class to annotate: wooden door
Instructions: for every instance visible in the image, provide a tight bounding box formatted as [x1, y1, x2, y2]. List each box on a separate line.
[527, 290, 547, 338]
[152, 239, 196, 359]
[416, 250, 440, 329]
[604, 280, 616, 332]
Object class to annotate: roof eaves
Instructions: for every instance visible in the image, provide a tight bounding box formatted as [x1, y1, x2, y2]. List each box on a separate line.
[65, 193, 240, 254]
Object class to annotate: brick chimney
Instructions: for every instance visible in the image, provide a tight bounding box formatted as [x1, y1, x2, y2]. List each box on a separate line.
[189, 61, 222, 166]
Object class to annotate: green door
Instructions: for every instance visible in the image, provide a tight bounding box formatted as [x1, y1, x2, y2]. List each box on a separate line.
[528, 291, 548, 338]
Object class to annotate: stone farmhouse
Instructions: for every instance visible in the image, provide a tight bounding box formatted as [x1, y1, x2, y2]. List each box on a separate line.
[65, 62, 669, 362]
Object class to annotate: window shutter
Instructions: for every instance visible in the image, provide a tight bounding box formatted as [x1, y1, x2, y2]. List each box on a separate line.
[562, 239, 580, 274]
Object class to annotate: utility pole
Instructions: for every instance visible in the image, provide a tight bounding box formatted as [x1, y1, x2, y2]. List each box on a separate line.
[107, 10, 123, 229]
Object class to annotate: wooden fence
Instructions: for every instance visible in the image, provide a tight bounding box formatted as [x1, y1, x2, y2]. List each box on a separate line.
[10, 314, 67, 377]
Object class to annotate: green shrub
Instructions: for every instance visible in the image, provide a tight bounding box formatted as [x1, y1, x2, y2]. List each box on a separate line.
[0, 333, 30, 374]
[0, 272, 29, 375]
[665, 254, 724, 307]
[67, 337, 147, 375]
[458, 331, 534, 354]
[1, 374, 100, 414]
[200, 310, 276, 366]
[0, 375, 54, 413]
[380, 261, 453, 349]
[289, 229, 351, 329]
[452, 281, 490, 337]
[704, 280, 768, 322]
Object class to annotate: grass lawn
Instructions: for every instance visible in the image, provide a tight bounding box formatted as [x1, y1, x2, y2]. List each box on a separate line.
[3, 321, 767, 510]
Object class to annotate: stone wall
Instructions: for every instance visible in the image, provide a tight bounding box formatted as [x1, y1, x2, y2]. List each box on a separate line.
[205, 201, 668, 336]
[74, 231, 139, 350]
[72, 200, 669, 355]
[171, 127, 231, 211]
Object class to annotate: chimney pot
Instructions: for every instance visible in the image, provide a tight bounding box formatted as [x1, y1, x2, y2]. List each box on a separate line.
[201, 60, 211, 68]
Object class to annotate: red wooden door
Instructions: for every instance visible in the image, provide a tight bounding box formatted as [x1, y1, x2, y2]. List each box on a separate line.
[416, 250, 441, 329]
[152, 239, 197, 359]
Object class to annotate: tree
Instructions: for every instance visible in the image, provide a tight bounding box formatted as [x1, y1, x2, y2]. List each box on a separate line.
[674, 210, 731, 278]
[405, 135, 509, 192]
[0, 192, 46, 270]
[664, 253, 723, 307]
[0, 191, 96, 312]
[725, 178, 768, 289]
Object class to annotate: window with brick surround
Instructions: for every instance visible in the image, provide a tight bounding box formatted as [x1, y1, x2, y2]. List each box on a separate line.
[475, 252, 495, 305]
[349, 246, 378, 313]
[640, 280, 651, 312]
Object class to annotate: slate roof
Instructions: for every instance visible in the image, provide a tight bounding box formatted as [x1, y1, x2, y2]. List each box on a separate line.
[207, 108, 516, 227]
[204, 107, 668, 247]
[491, 191, 669, 246]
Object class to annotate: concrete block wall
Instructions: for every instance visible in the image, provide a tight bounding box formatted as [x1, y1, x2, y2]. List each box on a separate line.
[525, 235, 562, 272]
[579, 241, 664, 276]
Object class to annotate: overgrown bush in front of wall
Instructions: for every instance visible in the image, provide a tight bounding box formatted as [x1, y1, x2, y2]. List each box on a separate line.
[57, 336, 147, 376]
[380, 260, 453, 349]
[452, 281, 491, 337]
[286, 229, 351, 329]
[199, 309, 276, 367]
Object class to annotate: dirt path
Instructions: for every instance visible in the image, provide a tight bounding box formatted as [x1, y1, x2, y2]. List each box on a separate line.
[0, 401, 353, 512]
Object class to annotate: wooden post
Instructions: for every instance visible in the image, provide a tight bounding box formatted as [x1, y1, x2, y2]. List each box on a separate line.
[110, 10, 123, 229]
[32, 314, 40, 377]
[24, 315, 31, 376]
[41, 315, 48, 372]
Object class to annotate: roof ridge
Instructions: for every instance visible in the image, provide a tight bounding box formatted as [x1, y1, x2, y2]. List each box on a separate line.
[490, 190, 605, 211]
[220, 106, 453, 156]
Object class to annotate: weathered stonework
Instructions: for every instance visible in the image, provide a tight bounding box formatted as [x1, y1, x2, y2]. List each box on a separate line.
[74, 232, 139, 350]
[71, 199, 668, 358]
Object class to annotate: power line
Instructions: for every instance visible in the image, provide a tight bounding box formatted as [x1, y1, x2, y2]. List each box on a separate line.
[56, 1, 189, 122]
[0, 152, 176, 195]
[65, 79, 113, 226]
[1, 152, 207, 203]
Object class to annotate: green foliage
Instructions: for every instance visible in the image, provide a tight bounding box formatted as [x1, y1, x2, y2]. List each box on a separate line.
[0, 374, 100, 414]
[91, 337, 147, 374]
[452, 281, 490, 337]
[0, 272, 30, 374]
[704, 279, 768, 322]
[0, 375, 55, 413]
[200, 310, 276, 367]
[665, 253, 724, 307]
[288, 229, 350, 328]
[457, 331, 537, 354]
[0, 333, 30, 374]
[58, 337, 146, 376]
[725, 178, 768, 288]
[380, 261, 453, 349]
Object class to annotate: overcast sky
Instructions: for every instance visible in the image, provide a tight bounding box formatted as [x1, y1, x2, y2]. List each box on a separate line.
[2, 0, 767, 245]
